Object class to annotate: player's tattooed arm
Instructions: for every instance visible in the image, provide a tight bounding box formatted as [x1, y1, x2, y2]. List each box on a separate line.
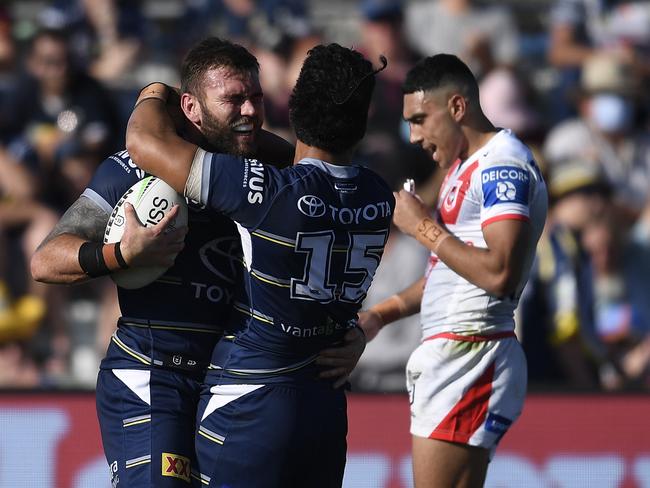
[31, 196, 110, 284]
[44, 196, 108, 244]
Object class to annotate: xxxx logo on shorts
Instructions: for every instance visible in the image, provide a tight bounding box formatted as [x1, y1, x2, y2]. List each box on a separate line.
[162, 452, 191, 483]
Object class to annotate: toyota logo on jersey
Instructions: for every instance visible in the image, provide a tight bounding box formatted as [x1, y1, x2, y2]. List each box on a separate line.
[297, 195, 326, 217]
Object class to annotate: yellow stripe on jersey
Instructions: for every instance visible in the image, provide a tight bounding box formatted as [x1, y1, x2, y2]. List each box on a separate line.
[198, 430, 224, 445]
[251, 231, 295, 247]
[233, 304, 274, 325]
[251, 271, 290, 288]
[111, 335, 151, 365]
[123, 418, 151, 428]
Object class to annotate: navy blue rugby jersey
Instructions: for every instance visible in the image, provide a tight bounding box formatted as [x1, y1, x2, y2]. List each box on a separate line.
[190, 152, 395, 379]
[82, 150, 243, 368]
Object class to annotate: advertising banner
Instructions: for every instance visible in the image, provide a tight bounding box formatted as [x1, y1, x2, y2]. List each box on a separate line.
[0, 393, 648, 487]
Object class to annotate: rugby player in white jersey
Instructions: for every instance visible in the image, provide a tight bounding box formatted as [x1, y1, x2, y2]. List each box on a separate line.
[359, 54, 548, 487]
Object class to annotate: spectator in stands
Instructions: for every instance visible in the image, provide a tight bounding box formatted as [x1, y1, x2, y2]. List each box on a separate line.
[543, 53, 650, 224]
[582, 204, 650, 389]
[619, 201, 650, 387]
[0, 145, 66, 388]
[252, 32, 322, 142]
[547, 0, 650, 121]
[38, 0, 144, 85]
[479, 67, 542, 142]
[518, 161, 620, 390]
[0, 28, 120, 209]
[404, 0, 520, 78]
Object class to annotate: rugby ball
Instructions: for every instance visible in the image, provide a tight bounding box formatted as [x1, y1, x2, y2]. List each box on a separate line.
[104, 176, 188, 289]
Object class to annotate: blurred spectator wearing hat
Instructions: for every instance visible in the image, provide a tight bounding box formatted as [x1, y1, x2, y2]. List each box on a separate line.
[581, 200, 650, 389]
[520, 158, 650, 390]
[404, 0, 520, 78]
[518, 161, 622, 390]
[544, 53, 650, 224]
[547, 0, 650, 122]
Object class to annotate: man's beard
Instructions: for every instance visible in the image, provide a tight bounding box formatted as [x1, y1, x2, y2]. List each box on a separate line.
[199, 104, 258, 157]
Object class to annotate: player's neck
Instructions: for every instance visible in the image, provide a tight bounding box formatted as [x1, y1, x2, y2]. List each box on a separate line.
[293, 141, 353, 166]
[463, 118, 498, 160]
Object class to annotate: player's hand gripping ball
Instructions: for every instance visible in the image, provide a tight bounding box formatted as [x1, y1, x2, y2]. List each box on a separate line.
[104, 176, 188, 289]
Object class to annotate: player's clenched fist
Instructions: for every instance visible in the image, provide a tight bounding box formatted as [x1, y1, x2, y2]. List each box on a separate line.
[120, 202, 188, 268]
[392, 190, 430, 237]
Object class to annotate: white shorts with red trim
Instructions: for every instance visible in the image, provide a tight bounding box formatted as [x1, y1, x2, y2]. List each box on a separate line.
[406, 332, 526, 454]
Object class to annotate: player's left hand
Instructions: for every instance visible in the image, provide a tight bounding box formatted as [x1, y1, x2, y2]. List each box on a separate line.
[316, 327, 366, 388]
[120, 202, 187, 267]
[393, 190, 430, 237]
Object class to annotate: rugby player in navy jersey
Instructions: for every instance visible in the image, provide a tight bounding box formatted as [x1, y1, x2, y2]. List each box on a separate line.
[126, 43, 394, 488]
[31, 38, 365, 488]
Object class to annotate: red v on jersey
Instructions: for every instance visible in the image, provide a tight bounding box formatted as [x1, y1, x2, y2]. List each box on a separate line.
[438, 160, 479, 225]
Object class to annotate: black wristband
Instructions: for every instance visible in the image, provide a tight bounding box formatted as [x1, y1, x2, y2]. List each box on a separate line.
[114, 241, 129, 269]
[78, 242, 110, 277]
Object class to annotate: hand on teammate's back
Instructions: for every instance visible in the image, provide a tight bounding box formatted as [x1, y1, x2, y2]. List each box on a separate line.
[316, 327, 367, 388]
[120, 202, 187, 267]
[356, 310, 384, 342]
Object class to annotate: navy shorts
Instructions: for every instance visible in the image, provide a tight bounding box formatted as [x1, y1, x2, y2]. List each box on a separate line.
[194, 380, 348, 487]
[96, 367, 201, 487]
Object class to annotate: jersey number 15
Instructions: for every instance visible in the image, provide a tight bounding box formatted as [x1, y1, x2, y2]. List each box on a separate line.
[291, 230, 388, 304]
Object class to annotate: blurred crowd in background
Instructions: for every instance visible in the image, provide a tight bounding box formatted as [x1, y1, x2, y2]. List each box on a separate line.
[1, 0, 650, 393]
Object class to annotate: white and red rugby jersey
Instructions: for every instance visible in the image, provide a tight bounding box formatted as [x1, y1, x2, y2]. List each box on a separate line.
[420, 129, 547, 338]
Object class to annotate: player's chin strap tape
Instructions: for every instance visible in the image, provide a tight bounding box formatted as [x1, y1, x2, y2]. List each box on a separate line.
[79, 242, 129, 277]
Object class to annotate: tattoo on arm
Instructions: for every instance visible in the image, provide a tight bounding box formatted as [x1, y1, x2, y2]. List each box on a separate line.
[37, 196, 109, 250]
[416, 218, 450, 253]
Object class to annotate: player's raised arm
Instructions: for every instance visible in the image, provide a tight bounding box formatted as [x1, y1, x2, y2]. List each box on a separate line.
[126, 83, 198, 194]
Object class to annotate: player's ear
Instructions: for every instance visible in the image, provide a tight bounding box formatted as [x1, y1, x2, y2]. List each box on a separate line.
[448, 93, 466, 122]
[181, 93, 202, 125]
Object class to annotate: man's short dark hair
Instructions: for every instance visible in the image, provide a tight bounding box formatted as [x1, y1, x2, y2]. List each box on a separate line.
[180, 37, 259, 97]
[402, 54, 479, 101]
[289, 43, 375, 154]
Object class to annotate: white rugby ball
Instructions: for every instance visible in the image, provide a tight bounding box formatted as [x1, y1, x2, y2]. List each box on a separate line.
[104, 176, 188, 289]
